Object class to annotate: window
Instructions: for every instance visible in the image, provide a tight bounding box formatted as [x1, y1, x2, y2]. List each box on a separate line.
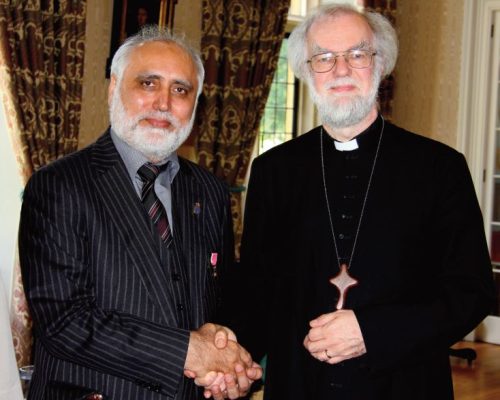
[257, 0, 361, 155]
[258, 37, 299, 154]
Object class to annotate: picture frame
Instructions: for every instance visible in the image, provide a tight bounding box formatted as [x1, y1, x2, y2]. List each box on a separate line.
[106, 0, 178, 77]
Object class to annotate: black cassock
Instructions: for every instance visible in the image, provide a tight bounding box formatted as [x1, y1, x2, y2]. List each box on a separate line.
[223, 115, 495, 400]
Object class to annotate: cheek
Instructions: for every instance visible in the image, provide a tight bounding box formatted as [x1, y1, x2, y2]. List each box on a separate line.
[173, 100, 196, 122]
[122, 95, 148, 116]
[359, 71, 374, 91]
[312, 75, 326, 92]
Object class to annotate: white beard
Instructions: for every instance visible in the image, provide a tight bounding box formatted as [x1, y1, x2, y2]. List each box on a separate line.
[109, 88, 195, 161]
[309, 71, 382, 129]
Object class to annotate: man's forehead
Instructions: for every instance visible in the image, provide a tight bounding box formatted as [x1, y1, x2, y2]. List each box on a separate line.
[124, 42, 197, 81]
[131, 40, 188, 59]
[307, 13, 373, 51]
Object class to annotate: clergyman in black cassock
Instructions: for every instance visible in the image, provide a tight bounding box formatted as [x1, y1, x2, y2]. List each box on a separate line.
[223, 4, 496, 400]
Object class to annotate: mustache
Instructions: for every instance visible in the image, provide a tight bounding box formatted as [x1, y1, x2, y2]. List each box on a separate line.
[132, 110, 181, 130]
[323, 77, 360, 90]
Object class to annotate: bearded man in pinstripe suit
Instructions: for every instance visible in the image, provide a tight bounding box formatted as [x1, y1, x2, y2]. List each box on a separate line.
[18, 26, 261, 400]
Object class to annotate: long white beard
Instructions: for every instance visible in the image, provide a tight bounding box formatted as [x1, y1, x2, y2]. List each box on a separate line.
[110, 89, 195, 161]
[309, 72, 382, 129]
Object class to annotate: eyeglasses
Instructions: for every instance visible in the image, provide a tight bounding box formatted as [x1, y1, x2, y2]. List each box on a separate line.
[307, 49, 377, 73]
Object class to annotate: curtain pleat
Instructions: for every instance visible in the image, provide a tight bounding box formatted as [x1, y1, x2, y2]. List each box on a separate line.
[0, 0, 88, 368]
[196, 0, 290, 256]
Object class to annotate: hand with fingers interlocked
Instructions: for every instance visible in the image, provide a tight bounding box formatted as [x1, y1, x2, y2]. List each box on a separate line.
[303, 309, 367, 364]
[184, 323, 262, 399]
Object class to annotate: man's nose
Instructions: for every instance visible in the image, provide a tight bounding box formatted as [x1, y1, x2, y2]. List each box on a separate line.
[333, 56, 351, 76]
[153, 90, 170, 112]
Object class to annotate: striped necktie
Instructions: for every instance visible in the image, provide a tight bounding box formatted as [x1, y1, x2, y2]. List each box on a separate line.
[138, 162, 173, 247]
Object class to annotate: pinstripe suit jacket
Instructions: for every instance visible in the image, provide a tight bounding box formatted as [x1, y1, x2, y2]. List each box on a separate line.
[19, 131, 233, 400]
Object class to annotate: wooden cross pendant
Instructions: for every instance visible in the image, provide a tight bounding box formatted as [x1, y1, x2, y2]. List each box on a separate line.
[329, 263, 359, 310]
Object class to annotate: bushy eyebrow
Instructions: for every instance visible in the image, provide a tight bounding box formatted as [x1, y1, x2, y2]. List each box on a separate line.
[136, 73, 162, 81]
[311, 40, 372, 55]
[352, 40, 371, 50]
[172, 79, 193, 91]
[135, 74, 194, 91]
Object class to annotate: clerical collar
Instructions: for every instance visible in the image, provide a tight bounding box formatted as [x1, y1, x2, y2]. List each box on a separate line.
[327, 114, 382, 152]
[334, 139, 358, 151]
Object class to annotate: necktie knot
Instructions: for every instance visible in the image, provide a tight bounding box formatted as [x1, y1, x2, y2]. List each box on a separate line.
[138, 163, 162, 184]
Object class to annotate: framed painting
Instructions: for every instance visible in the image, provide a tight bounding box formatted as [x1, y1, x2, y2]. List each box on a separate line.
[106, 0, 178, 77]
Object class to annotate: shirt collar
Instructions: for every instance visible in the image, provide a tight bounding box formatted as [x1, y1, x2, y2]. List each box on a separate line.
[334, 139, 359, 151]
[110, 128, 180, 185]
[327, 114, 383, 152]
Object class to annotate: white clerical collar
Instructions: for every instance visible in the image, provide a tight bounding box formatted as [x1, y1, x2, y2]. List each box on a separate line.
[334, 138, 359, 151]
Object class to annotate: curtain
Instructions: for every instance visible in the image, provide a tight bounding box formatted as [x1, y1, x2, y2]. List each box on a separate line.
[195, 0, 290, 256]
[0, 0, 87, 368]
[364, 0, 397, 120]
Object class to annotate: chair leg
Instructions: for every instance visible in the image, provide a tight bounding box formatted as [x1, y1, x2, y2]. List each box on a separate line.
[449, 348, 477, 366]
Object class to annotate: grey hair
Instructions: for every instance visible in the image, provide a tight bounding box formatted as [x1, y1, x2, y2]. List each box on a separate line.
[110, 25, 205, 96]
[288, 3, 398, 80]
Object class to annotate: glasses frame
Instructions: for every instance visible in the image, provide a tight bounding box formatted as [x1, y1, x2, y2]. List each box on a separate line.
[307, 49, 377, 73]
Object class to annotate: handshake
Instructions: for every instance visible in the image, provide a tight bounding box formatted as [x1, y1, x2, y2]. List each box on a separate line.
[184, 323, 262, 399]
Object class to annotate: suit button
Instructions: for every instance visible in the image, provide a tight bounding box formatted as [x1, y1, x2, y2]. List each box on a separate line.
[329, 382, 344, 389]
[177, 303, 184, 311]
[339, 233, 344, 239]
[171, 273, 181, 281]
[151, 384, 162, 392]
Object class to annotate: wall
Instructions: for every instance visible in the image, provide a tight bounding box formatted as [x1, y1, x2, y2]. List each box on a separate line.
[0, 99, 23, 302]
[392, 0, 465, 148]
[78, 0, 114, 149]
[175, 0, 202, 50]
[78, 0, 202, 150]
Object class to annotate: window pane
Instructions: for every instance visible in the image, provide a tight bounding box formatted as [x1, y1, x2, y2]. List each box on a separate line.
[258, 37, 297, 154]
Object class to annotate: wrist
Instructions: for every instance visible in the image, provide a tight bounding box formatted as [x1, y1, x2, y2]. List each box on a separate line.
[185, 331, 203, 371]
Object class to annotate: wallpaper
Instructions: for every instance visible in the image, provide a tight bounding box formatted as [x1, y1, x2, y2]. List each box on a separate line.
[78, 0, 113, 149]
[392, 0, 464, 148]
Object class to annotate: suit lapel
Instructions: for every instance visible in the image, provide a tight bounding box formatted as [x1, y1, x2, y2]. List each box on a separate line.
[90, 131, 178, 325]
[173, 160, 208, 327]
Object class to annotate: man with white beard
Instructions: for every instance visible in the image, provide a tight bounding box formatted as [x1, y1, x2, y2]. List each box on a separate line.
[18, 26, 261, 400]
[225, 4, 495, 400]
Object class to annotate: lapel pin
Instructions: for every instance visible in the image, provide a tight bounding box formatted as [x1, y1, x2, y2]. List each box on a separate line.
[193, 202, 201, 215]
[210, 252, 218, 277]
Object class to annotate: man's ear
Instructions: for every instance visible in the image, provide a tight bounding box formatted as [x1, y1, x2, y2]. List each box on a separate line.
[108, 74, 117, 106]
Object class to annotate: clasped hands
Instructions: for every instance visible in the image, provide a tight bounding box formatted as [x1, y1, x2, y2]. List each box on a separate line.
[184, 311, 364, 398]
[303, 309, 367, 364]
[184, 323, 262, 399]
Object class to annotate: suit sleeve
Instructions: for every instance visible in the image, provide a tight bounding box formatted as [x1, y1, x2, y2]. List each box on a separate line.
[19, 167, 189, 397]
[355, 153, 496, 373]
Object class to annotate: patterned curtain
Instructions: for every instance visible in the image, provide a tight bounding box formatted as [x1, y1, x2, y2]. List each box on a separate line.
[196, 0, 290, 256]
[364, 0, 397, 120]
[0, 0, 87, 368]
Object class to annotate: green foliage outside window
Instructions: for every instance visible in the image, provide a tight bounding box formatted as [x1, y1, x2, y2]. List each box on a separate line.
[258, 38, 297, 154]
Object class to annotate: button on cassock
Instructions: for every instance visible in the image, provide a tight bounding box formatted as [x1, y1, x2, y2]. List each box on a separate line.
[171, 272, 181, 281]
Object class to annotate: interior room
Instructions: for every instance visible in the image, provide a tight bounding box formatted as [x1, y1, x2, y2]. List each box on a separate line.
[1, 0, 499, 399]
